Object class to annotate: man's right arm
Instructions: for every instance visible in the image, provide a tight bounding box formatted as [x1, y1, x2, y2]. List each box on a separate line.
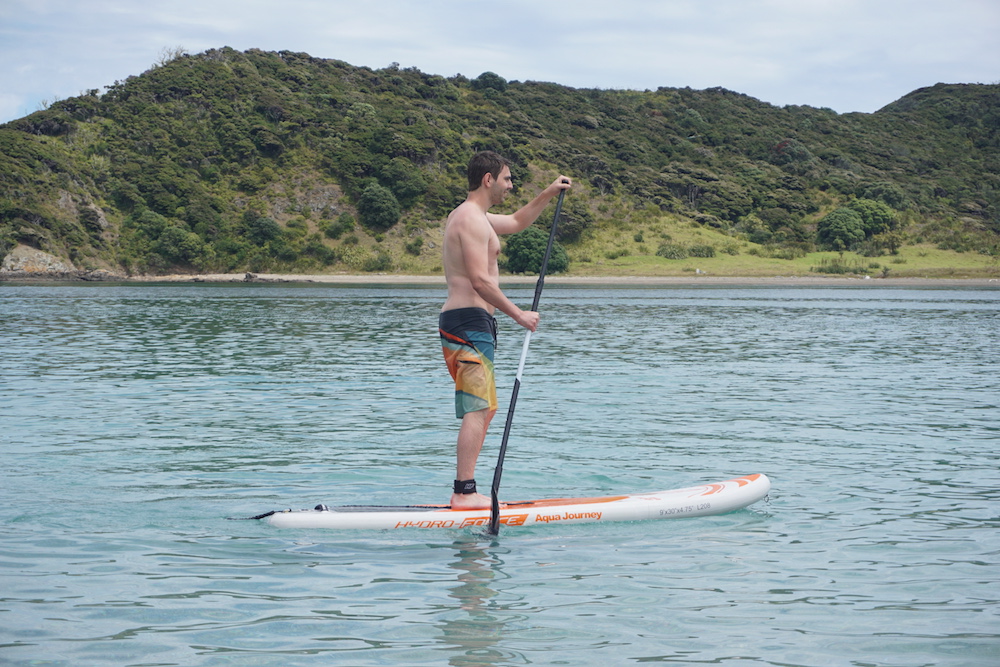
[459, 215, 539, 332]
[486, 176, 571, 236]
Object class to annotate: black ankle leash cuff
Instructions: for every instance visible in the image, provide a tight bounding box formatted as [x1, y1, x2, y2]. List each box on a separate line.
[454, 479, 477, 495]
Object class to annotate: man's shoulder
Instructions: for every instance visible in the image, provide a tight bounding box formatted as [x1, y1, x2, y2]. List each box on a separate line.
[447, 201, 489, 231]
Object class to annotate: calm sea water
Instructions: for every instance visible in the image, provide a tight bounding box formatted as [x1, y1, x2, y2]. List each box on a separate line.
[1, 282, 998, 667]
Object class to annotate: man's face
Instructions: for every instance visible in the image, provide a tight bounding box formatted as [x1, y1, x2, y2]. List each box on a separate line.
[489, 166, 514, 205]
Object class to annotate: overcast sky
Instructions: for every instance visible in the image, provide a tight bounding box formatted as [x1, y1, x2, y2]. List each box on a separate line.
[1, 0, 997, 124]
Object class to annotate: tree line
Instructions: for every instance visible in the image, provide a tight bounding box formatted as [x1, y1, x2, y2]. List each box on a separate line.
[1, 47, 997, 275]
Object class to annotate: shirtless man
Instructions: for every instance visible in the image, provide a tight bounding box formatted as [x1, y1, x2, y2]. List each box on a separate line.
[439, 151, 571, 509]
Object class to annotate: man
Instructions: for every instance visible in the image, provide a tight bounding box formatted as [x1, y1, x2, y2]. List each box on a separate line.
[439, 151, 572, 509]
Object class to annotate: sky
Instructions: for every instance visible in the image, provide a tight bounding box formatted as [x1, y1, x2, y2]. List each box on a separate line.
[1, 0, 998, 124]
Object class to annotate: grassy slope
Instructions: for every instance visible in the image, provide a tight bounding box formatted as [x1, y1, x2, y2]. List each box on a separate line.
[567, 243, 1000, 279]
[563, 218, 999, 279]
[300, 209, 999, 279]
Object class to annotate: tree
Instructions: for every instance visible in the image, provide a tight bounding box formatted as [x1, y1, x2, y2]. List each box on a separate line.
[380, 157, 427, 208]
[472, 71, 507, 92]
[153, 225, 205, 264]
[243, 214, 282, 245]
[849, 198, 897, 236]
[553, 199, 594, 242]
[817, 208, 866, 251]
[871, 230, 905, 255]
[156, 45, 188, 67]
[357, 183, 401, 232]
[134, 210, 169, 237]
[504, 225, 569, 274]
[860, 182, 908, 209]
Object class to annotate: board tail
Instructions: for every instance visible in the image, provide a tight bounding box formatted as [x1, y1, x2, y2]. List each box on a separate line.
[230, 503, 341, 521]
[227, 510, 278, 521]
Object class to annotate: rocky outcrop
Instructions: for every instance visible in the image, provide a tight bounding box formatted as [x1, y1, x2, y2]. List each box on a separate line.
[0, 244, 124, 281]
[2, 245, 76, 273]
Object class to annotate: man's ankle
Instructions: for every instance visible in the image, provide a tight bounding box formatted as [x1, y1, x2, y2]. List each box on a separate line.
[453, 478, 477, 495]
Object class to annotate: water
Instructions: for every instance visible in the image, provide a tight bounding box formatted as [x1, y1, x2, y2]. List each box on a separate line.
[1, 282, 998, 666]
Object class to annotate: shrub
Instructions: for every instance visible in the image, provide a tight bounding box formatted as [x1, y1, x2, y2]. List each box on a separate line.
[859, 182, 908, 209]
[357, 183, 401, 232]
[816, 208, 865, 251]
[810, 257, 869, 274]
[304, 238, 338, 266]
[243, 214, 282, 246]
[153, 226, 205, 264]
[504, 225, 569, 274]
[688, 244, 716, 258]
[768, 246, 808, 260]
[553, 199, 593, 242]
[656, 243, 688, 259]
[404, 237, 423, 256]
[362, 252, 393, 272]
[285, 217, 308, 237]
[323, 213, 355, 239]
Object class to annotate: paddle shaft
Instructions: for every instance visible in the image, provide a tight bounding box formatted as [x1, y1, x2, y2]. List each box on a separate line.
[488, 184, 567, 535]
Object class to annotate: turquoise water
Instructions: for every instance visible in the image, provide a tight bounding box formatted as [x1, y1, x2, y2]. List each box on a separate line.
[1, 282, 998, 666]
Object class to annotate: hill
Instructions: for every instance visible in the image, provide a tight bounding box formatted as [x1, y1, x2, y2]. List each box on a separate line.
[1, 47, 998, 279]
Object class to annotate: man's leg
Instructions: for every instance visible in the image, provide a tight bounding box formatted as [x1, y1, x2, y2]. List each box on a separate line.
[451, 407, 496, 509]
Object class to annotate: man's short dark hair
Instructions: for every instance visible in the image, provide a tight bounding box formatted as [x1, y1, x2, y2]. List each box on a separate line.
[467, 151, 511, 191]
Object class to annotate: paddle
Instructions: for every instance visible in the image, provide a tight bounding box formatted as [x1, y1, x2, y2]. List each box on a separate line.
[488, 181, 568, 535]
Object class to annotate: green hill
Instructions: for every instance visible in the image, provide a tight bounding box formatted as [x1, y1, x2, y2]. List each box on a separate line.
[1, 47, 998, 279]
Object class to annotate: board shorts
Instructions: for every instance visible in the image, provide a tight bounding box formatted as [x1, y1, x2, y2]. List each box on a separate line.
[439, 307, 498, 418]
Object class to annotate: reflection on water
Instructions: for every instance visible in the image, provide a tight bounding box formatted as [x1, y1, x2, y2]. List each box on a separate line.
[1, 283, 998, 665]
[440, 540, 510, 667]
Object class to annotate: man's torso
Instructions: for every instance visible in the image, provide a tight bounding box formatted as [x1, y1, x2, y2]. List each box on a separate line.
[441, 203, 500, 313]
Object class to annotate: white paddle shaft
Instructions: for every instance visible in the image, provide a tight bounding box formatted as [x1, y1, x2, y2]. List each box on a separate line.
[515, 329, 532, 380]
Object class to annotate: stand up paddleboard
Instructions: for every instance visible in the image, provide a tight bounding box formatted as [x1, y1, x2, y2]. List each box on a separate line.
[235, 473, 769, 530]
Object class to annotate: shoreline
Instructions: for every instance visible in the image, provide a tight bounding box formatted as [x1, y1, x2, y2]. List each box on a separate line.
[2, 270, 998, 287]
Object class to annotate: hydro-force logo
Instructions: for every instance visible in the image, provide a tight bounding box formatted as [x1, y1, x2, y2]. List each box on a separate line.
[458, 514, 527, 528]
[393, 514, 529, 529]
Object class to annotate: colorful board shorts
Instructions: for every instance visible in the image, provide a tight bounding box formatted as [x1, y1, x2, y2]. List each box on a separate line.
[439, 307, 498, 418]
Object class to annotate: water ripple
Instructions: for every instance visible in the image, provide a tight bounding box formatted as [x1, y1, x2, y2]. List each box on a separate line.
[2, 284, 998, 666]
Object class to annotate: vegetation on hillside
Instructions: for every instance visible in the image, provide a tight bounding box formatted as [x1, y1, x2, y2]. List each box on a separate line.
[1, 47, 997, 277]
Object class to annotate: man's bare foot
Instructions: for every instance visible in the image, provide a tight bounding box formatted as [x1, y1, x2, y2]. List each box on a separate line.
[450, 492, 491, 510]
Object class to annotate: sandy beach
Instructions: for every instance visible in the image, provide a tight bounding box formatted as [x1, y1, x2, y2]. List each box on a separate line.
[3, 268, 997, 287]
[118, 272, 998, 288]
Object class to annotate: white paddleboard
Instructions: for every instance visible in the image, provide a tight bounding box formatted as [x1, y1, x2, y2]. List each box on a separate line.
[242, 473, 770, 530]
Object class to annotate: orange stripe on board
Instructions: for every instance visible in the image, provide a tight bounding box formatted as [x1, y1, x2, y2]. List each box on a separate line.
[409, 494, 633, 512]
[503, 495, 631, 509]
[412, 475, 764, 512]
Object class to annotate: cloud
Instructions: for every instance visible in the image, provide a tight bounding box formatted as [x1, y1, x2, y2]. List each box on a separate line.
[0, 0, 997, 123]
